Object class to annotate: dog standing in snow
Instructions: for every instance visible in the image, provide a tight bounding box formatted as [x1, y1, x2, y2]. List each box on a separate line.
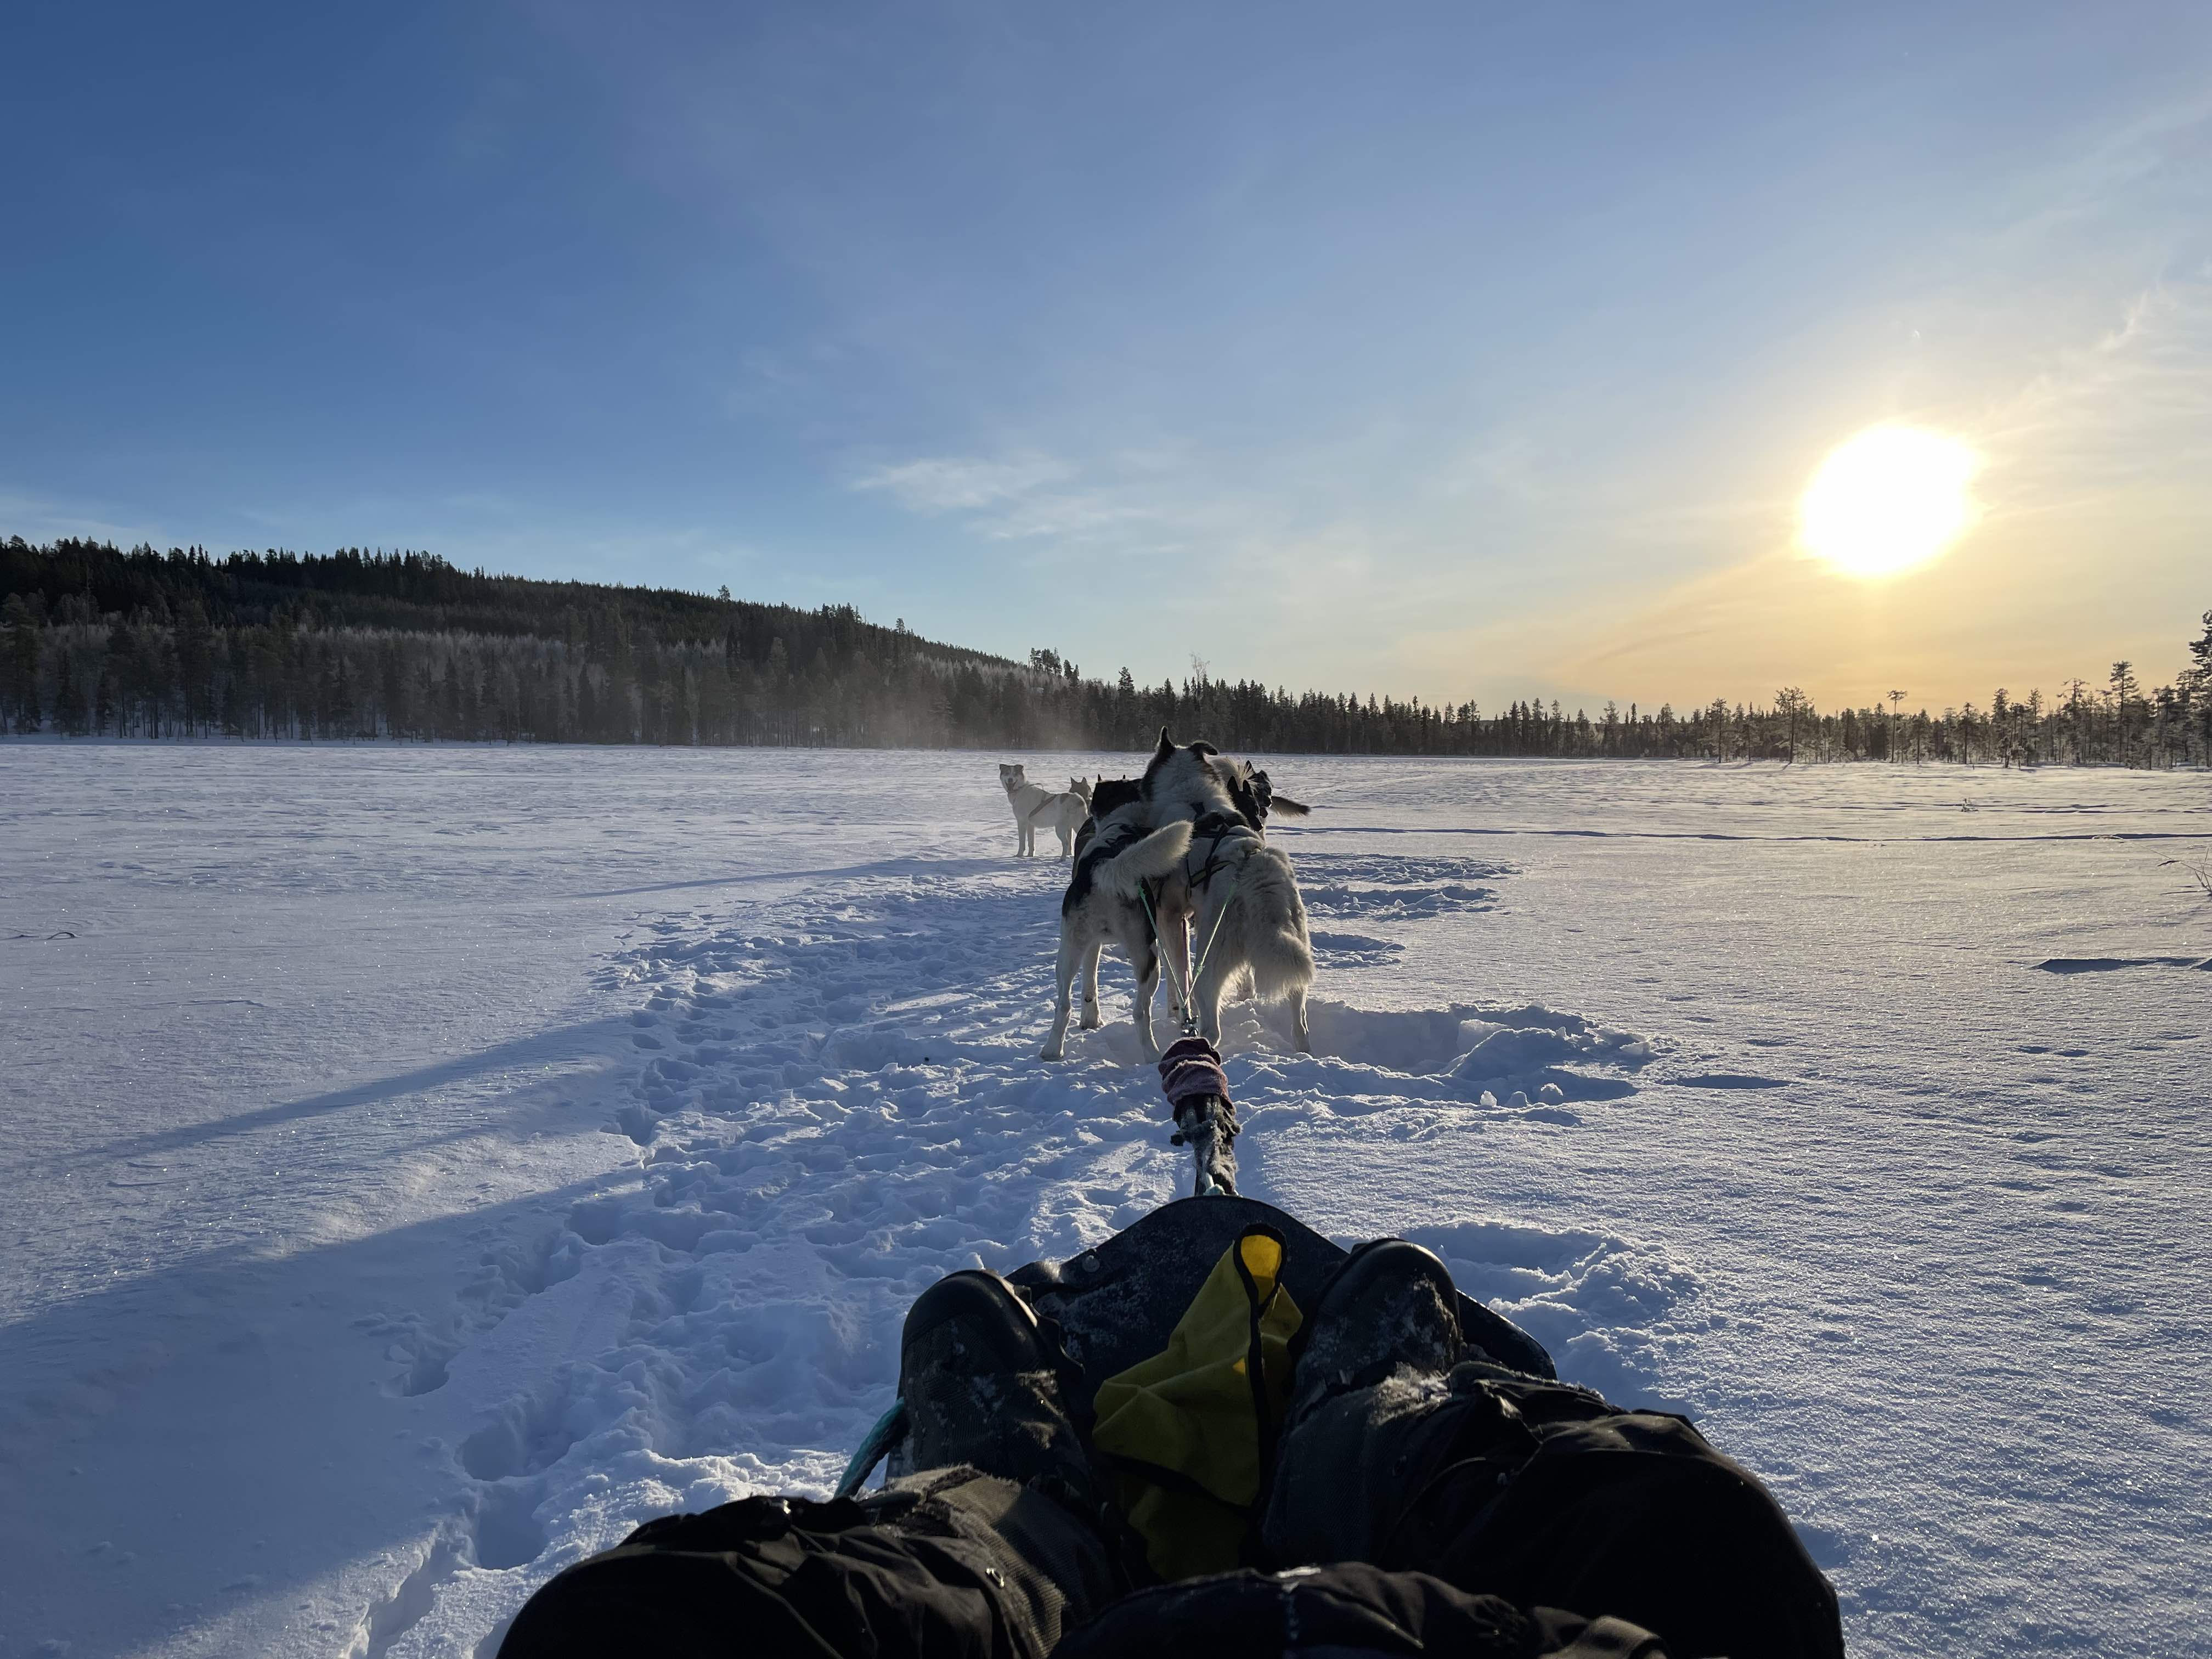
[1039, 777, 1193, 1060]
[1139, 730, 1316, 1053]
[1027, 777, 1092, 860]
[1000, 763, 1086, 858]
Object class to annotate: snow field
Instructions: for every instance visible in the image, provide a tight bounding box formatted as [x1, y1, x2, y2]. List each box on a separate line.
[2, 745, 2207, 1657]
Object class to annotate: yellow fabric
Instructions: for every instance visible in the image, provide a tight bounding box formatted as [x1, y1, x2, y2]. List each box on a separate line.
[1090, 1228, 1304, 1579]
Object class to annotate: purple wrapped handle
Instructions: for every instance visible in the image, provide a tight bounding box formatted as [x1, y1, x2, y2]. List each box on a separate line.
[1157, 1036, 1230, 1108]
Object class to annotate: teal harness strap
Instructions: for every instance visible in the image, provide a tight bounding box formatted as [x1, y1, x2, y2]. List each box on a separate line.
[833, 1399, 907, 1499]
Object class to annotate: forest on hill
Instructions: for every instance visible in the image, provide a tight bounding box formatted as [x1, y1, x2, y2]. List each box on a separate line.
[3, 536, 2209, 766]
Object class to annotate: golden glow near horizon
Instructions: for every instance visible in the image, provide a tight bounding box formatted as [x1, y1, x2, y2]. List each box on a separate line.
[1798, 425, 1980, 579]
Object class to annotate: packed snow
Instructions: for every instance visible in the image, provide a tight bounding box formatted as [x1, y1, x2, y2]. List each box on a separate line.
[2, 744, 2208, 1658]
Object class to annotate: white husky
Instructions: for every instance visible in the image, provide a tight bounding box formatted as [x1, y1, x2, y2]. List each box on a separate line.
[1039, 777, 1193, 1060]
[999, 763, 1086, 858]
[1138, 730, 1316, 1053]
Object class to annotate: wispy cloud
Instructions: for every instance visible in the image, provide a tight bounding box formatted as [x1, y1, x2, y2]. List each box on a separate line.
[852, 454, 1072, 515]
[849, 448, 1228, 559]
[1979, 269, 2212, 507]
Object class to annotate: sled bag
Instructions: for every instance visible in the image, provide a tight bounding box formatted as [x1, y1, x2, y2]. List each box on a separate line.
[1088, 1225, 1304, 1579]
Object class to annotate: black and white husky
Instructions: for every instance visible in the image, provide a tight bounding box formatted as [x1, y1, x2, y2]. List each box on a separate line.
[1038, 777, 1193, 1061]
[1212, 758, 1312, 832]
[1139, 731, 1316, 1052]
[1000, 763, 1087, 858]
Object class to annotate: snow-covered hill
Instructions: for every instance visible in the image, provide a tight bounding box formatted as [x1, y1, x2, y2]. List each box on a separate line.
[3, 744, 2207, 1656]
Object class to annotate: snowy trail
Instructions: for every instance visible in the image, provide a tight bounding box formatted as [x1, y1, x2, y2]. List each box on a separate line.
[2, 746, 2208, 1656]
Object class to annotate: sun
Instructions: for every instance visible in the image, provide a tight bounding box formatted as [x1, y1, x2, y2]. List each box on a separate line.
[1797, 426, 1980, 578]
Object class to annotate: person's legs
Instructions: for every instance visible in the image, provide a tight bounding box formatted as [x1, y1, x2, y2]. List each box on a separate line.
[498, 1467, 1104, 1659]
[1260, 1239, 1464, 1568]
[501, 1271, 1127, 1659]
[1056, 1560, 1668, 1659]
[1262, 1242, 1844, 1659]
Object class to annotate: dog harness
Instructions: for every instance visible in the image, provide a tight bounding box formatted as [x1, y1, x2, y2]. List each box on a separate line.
[1185, 810, 1252, 893]
[1063, 822, 1146, 916]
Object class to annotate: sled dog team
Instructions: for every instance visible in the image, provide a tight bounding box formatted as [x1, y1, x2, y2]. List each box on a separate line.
[1002, 731, 1316, 1062]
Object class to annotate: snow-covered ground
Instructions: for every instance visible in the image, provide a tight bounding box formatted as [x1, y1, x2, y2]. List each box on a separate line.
[2, 743, 2208, 1658]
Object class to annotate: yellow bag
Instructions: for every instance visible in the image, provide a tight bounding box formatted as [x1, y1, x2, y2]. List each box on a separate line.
[1089, 1226, 1304, 1579]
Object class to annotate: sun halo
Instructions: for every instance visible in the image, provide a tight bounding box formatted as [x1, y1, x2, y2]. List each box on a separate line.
[1798, 426, 1980, 579]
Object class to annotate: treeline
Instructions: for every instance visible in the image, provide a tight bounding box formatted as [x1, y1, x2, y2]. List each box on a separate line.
[3, 537, 2208, 766]
[0, 538, 1057, 748]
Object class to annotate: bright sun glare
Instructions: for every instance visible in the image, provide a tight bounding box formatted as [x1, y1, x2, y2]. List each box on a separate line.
[1797, 425, 1980, 579]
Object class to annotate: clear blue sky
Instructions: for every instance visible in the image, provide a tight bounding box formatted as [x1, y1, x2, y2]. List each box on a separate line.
[5, 2, 2207, 711]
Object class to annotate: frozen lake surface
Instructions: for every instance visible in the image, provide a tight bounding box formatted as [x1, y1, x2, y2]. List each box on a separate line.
[2, 743, 2208, 1656]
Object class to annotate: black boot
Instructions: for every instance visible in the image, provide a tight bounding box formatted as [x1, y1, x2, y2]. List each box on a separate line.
[881, 1270, 1130, 1651]
[1283, 1239, 1463, 1423]
[890, 1268, 1094, 1495]
[1262, 1239, 1464, 1567]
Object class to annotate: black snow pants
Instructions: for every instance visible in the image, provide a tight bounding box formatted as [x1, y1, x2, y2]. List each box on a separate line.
[496, 1468, 1655, 1659]
[499, 1371, 1843, 1659]
[1261, 1364, 1845, 1659]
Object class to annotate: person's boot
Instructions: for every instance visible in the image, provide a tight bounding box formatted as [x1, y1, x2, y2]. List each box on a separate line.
[882, 1270, 1128, 1651]
[1262, 1239, 1464, 1567]
[889, 1268, 1095, 1495]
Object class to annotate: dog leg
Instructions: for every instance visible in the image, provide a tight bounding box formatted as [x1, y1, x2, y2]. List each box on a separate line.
[1132, 944, 1160, 1055]
[1191, 946, 1229, 1047]
[1078, 941, 1104, 1030]
[1041, 934, 1081, 1060]
[1162, 908, 1192, 1033]
[1287, 984, 1312, 1054]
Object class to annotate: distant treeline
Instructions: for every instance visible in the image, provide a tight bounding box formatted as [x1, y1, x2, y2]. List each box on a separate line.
[3, 536, 2209, 766]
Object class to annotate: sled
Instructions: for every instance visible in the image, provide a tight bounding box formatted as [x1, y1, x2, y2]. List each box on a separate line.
[1006, 1194, 1555, 1407]
[834, 1107, 1556, 1499]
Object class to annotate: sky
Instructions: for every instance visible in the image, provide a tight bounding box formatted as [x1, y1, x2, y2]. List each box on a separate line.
[4, 1, 2208, 715]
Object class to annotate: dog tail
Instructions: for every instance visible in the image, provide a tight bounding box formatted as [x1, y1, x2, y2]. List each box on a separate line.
[1267, 793, 1313, 817]
[1091, 821, 1194, 899]
[1243, 920, 1316, 1002]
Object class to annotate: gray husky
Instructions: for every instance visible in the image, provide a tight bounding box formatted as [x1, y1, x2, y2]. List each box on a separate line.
[1138, 730, 1316, 1053]
[1038, 777, 1193, 1060]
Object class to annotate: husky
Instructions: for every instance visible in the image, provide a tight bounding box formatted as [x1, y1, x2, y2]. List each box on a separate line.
[1029, 776, 1092, 860]
[1000, 763, 1062, 857]
[1071, 776, 1108, 861]
[1139, 730, 1316, 1052]
[1002, 764, 1096, 859]
[1039, 777, 1193, 1061]
[1212, 758, 1312, 832]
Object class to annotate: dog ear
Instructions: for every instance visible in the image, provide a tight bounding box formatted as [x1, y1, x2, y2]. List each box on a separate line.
[1189, 741, 1217, 757]
[1269, 794, 1312, 817]
[1154, 727, 1175, 758]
